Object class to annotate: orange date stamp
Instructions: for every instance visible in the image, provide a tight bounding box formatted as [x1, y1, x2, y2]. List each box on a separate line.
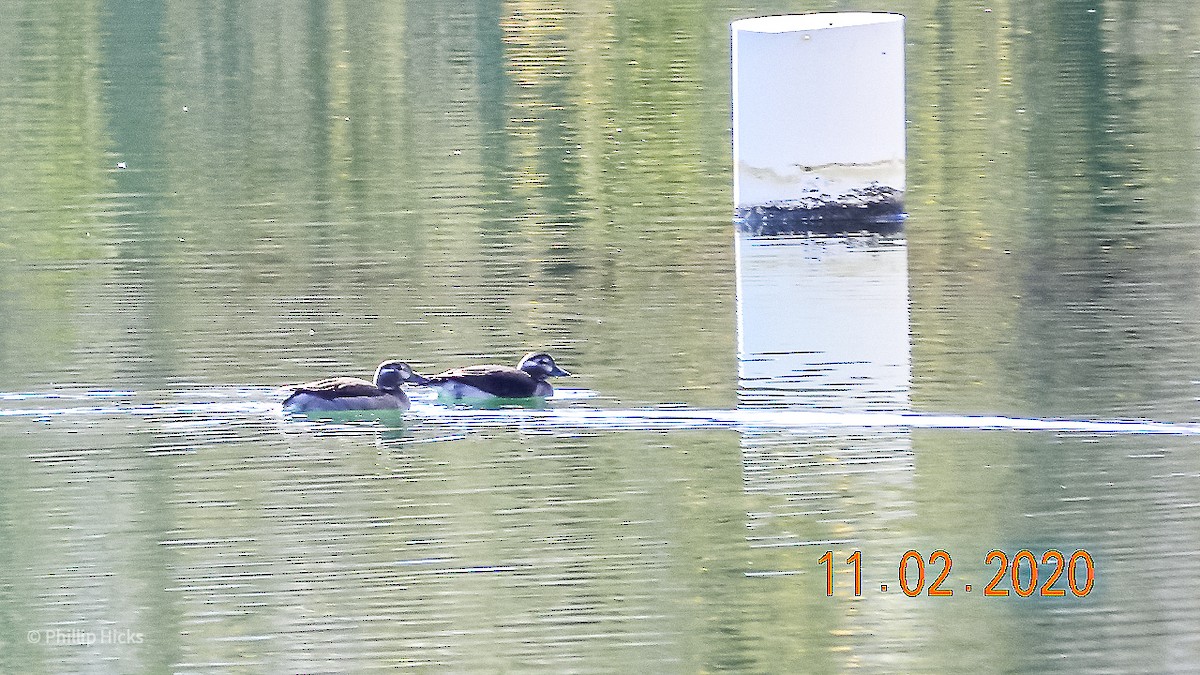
[819, 549, 1095, 597]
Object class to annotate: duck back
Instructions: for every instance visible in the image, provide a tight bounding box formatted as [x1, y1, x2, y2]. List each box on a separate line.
[427, 365, 542, 399]
[283, 376, 409, 412]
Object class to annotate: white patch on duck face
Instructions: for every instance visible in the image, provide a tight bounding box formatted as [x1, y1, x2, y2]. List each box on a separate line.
[524, 354, 550, 367]
[518, 353, 567, 378]
[375, 362, 416, 389]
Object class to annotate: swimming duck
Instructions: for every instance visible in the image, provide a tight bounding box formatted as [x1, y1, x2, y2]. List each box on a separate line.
[422, 352, 570, 401]
[283, 360, 422, 413]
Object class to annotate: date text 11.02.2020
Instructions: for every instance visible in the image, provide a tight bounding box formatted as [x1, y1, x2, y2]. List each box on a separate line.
[819, 549, 1095, 597]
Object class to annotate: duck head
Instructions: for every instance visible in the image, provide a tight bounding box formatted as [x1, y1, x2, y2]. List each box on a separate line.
[374, 361, 428, 391]
[517, 352, 570, 380]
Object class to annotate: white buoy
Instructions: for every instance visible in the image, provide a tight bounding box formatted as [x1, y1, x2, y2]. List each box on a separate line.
[732, 13, 905, 234]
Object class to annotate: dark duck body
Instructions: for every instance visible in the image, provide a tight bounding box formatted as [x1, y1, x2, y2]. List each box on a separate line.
[283, 360, 420, 413]
[423, 352, 570, 401]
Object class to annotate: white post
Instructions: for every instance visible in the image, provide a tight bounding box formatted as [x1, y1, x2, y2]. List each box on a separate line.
[732, 13, 905, 234]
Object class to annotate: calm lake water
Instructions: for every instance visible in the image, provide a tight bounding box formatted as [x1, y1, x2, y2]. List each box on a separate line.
[4, 0, 1200, 672]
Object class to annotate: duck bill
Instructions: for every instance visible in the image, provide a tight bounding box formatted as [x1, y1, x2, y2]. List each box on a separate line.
[549, 366, 570, 377]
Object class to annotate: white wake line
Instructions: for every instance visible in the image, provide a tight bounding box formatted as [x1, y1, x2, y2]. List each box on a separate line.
[415, 407, 1200, 435]
[3, 401, 1200, 435]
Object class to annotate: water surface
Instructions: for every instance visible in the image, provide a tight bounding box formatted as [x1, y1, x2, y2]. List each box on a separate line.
[3, 0, 1200, 671]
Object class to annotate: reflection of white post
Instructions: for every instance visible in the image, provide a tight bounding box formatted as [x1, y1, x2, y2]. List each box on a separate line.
[736, 236, 910, 412]
[732, 13, 905, 234]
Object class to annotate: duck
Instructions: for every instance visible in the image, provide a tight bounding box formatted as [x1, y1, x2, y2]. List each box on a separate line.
[282, 360, 422, 413]
[421, 352, 570, 402]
